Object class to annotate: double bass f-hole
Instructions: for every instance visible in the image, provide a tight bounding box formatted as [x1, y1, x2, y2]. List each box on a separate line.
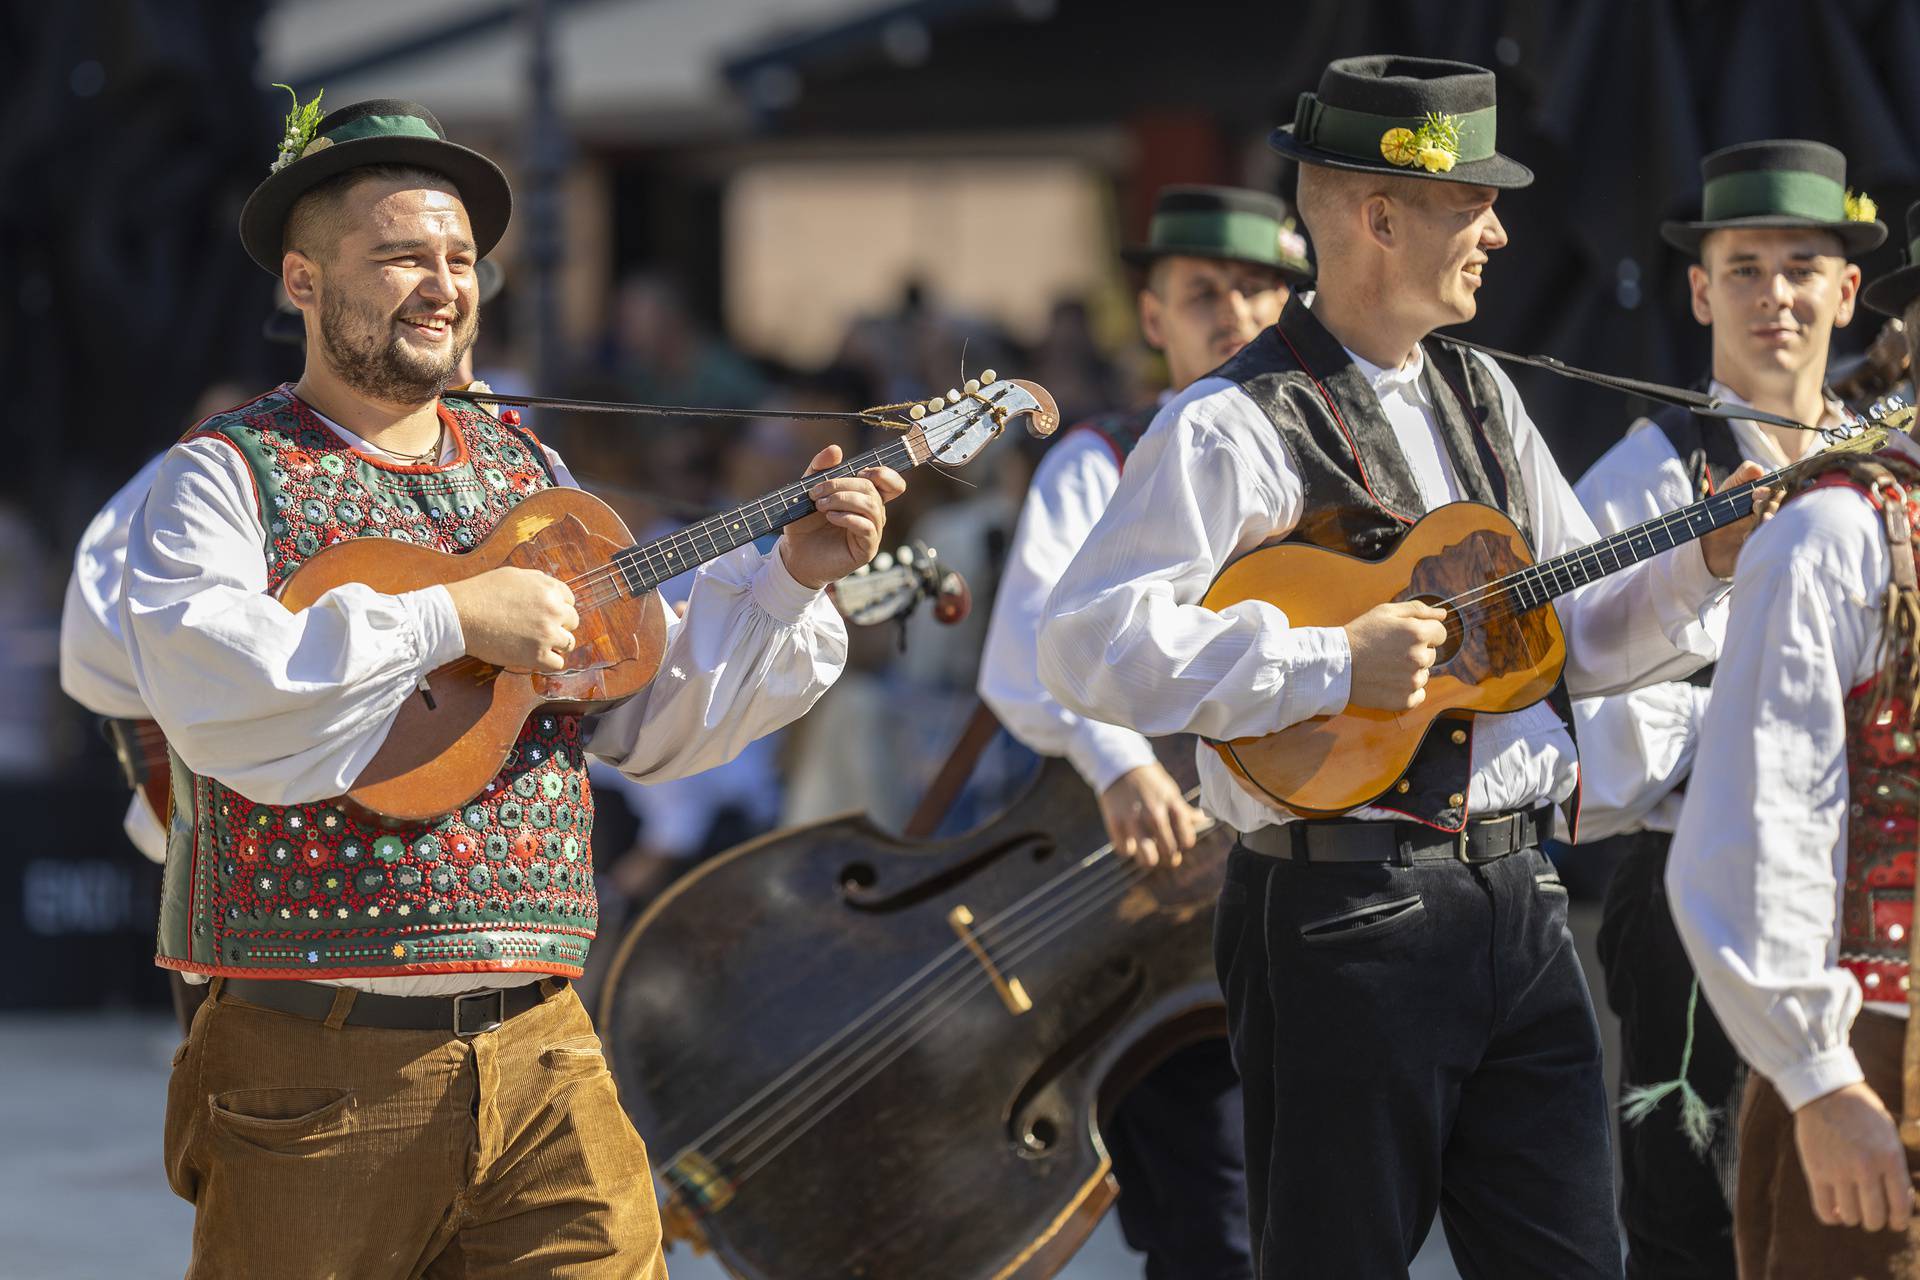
[837, 831, 1056, 913]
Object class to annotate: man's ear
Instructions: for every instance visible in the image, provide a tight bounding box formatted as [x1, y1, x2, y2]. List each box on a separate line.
[1138, 286, 1166, 353]
[283, 252, 321, 312]
[1687, 262, 1713, 328]
[1361, 193, 1395, 251]
[1834, 261, 1862, 329]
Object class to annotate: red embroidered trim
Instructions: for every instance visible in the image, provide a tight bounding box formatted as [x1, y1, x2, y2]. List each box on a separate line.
[156, 955, 586, 982]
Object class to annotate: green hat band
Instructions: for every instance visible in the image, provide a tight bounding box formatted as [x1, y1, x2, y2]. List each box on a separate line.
[1293, 95, 1497, 164]
[1147, 210, 1296, 264]
[321, 114, 443, 146]
[1701, 170, 1847, 224]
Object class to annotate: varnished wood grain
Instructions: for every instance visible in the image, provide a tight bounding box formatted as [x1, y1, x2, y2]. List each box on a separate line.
[1203, 501, 1565, 816]
[275, 486, 666, 820]
[598, 746, 1230, 1280]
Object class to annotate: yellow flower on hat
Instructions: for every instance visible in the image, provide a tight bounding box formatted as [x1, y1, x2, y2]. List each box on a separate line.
[1380, 128, 1419, 166]
[1416, 147, 1456, 174]
[1846, 189, 1878, 223]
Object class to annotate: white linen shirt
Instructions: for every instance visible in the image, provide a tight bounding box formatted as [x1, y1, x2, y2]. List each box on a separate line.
[979, 421, 1156, 792]
[61, 452, 170, 862]
[1038, 336, 1730, 835]
[1570, 383, 1848, 839]
[120, 407, 846, 994]
[1667, 448, 1918, 1111]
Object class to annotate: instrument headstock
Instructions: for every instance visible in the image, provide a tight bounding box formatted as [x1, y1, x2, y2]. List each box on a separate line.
[1821, 396, 1914, 458]
[898, 372, 1058, 469]
[829, 541, 970, 627]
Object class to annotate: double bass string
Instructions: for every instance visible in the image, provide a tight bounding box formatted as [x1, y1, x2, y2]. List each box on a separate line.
[719, 852, 1157, 1188]
[684, 845, 1147, 1175]
[667, 817, 1181, 1188]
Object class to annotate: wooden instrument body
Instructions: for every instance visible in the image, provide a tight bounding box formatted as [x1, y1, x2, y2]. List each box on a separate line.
[1203, 501, 1565, 816]
[599, 748, 1231, 1280]
[276, 486, 665, 822]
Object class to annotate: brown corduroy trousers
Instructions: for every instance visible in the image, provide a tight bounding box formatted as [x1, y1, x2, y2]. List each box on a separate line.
[1736, 1011, 1920, 1280]
[163, 977, 668, 1279]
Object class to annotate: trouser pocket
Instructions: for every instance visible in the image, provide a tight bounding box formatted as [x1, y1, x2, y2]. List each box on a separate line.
[1297, 893, 1426, 946]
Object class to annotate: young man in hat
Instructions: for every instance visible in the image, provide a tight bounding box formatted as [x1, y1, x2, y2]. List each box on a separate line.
[979, 183, 1309, 1280]
[1573, 138, 1878, 1279]
[1038, 55, 1772, 1277]
[1666, 327, 1920, 1275]
[120, 98, 901, 1278]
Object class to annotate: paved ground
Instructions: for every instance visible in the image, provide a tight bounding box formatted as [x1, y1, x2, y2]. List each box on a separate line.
[3, 898, 1617, 1277]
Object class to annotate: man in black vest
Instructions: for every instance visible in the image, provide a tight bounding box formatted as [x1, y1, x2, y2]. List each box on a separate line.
[980, 184, 1309, 1280]
[1038, 56, 1769, 1277]
[1574, 139, 1879, 1280]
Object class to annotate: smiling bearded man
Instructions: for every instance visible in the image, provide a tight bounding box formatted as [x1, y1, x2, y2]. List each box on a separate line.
[123, 97, 901, 1279]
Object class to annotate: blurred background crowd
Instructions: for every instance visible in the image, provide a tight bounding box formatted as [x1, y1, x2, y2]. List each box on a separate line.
[6, 0, 1920, 1032]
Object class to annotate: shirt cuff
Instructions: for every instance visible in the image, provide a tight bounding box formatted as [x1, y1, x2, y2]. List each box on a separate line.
[755, 542, 827, 624]
[1064, 722, 1160, 794]
[1774, 1044, 1868, 1113]
[405, 586, 467, 669]
[1277, 624, 1353, 723]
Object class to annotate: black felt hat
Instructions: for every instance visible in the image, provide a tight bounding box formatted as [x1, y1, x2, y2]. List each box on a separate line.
[1661, 139, 1885, 255]
[1120, 186, 1313, 283]
[1268, 55, 1532, 189]
[1864, 201, 1920, 317]
[239, 97, 512, 276]
[264, 258, 506, 345]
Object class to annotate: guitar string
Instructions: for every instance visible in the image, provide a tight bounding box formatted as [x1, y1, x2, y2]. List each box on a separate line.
[667, 841, 1144, 1173]
[719, 853, 1161, 1190]
[663, 820, 1170, 1177]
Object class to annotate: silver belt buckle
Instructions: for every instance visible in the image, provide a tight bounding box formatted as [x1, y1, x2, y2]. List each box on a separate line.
[453, 988, 507, 1037]
[1461, 812, 1517, 863]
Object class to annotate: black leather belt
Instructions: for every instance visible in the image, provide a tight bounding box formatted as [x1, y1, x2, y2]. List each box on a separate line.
[1239, 804, 1554, 866]
[219, 977, 559, 1037]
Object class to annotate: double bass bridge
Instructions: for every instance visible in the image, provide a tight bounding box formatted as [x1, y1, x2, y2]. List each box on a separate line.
[948, 904, 1033, 1016]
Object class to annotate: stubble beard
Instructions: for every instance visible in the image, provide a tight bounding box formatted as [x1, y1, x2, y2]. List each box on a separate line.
[318, 287, 479, 406]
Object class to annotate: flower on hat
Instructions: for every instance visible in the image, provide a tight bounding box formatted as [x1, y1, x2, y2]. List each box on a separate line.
[1382, 112, 1462, 174]
[270, 83, 326, 175]
[1846, 189, 1878, 224]
[1380, 128, 1419, 167]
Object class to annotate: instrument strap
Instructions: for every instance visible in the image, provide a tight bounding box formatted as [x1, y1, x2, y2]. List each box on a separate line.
[1435, 334, 1819, 433]
[901, 701, 1002, 839]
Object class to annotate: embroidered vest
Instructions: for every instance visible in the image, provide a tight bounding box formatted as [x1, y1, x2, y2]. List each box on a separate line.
[1215, 296, 1572, 830]
[1068, 405, 1157, 470]
[154, 386, 598, 981]
[1811, 449, 1920, 1003]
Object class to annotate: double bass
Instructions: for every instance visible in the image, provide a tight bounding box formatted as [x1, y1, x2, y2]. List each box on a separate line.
[598, 731, 1232, 1279]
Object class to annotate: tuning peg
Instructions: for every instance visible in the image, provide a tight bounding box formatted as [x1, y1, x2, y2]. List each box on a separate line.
[851, 564, 869, 576]
[909, 403, 926, 420]
[874, 552, 894, 571]
[923, 545, 936, 558]
[980, 369, 997, 385]
[964, 379, 980, 395]
[945, 389, 962, 405]
[926, 397, 944, 414]
[896, 545, 915, 564]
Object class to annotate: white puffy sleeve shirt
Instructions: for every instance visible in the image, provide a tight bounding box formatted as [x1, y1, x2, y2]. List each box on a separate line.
[1668, 480, 1898, 1111]
[1037, 344, 1730, 834]
[60, 452, 168, 861]
[978, 428, 1156, 792]
[120, 423, 845, 807]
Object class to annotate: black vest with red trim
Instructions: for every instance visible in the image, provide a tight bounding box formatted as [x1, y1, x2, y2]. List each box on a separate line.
[1214, 295, 1563, 830]
[1067, 405, 1157, 470]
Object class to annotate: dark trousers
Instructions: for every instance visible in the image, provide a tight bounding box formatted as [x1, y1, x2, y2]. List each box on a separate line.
[1214, 842, 1622, 1280]
[1106, 1038, 1255, 1280]
[1595, 831, 1739, 1279]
